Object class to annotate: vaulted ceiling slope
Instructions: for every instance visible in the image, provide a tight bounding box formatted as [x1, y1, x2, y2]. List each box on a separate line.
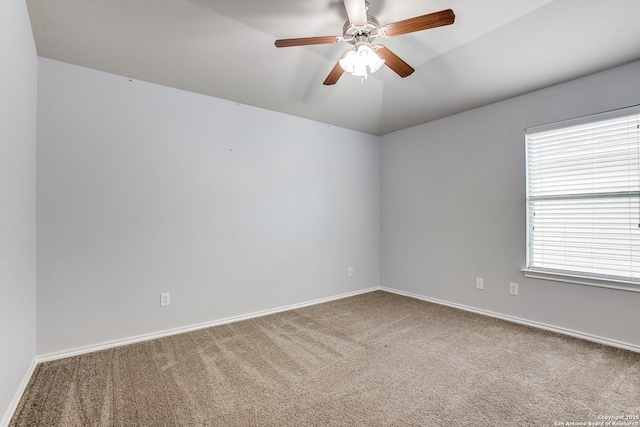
[27, 0, 640, 136]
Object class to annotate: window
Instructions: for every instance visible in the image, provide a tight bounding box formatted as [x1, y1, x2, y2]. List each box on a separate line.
[524, 106, 640, 292]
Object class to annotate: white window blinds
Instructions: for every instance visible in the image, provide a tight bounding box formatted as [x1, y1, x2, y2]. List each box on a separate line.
[525, 106, 640, 284]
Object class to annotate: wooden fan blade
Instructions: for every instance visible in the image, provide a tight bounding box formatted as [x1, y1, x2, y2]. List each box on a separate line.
[383, 9, 455, 37]
[376, 45, 414, 78]
[323, 52, 349, 85]
[275, 36, 341, 48]
[343, 0, 367, 26]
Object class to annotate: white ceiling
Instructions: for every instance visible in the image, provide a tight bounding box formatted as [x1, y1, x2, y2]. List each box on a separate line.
[26, 0, 640, 135]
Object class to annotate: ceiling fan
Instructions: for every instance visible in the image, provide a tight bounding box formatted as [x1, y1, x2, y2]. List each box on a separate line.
[275, 0, 455, 85]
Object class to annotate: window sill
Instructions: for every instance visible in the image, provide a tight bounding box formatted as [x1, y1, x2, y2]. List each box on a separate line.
[521, 269, 640, 293]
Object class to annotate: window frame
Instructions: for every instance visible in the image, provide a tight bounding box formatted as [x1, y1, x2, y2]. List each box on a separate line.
[523, 105, 640, 293]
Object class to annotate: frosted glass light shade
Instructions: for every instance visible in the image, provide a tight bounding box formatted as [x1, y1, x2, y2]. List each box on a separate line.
[339, 43, 385, 78]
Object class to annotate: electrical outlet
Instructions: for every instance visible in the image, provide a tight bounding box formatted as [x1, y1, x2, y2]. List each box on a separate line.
[348, 267, 354, 277]
[160, 292, 170, 307]
[476, 278, 484, 290]
[509, 283, 519, 296]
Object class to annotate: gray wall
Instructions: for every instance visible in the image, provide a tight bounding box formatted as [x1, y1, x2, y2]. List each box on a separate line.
[35, 57, 640, 357]
[381, 60, 640, 347]
[36, 59, 381, 355]
[0, 0, 37, 423]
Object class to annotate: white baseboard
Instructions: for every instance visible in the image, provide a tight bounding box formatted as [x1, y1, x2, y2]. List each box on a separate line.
[1, 357, 37, 427]
[381, 286, 640, 353]
[37, 286, 381, 364]
[32, 284, 640, 362]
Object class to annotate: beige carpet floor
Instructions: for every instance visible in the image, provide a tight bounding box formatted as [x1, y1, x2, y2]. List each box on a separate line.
[11, 291, 640, 426]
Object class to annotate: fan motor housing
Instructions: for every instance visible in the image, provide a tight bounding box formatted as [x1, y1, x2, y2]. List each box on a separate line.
[343, 15, 381, 44]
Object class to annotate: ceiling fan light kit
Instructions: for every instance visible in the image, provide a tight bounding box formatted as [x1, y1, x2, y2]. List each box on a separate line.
[339, 37, 385, 82]
[274, 0, 455, 85]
